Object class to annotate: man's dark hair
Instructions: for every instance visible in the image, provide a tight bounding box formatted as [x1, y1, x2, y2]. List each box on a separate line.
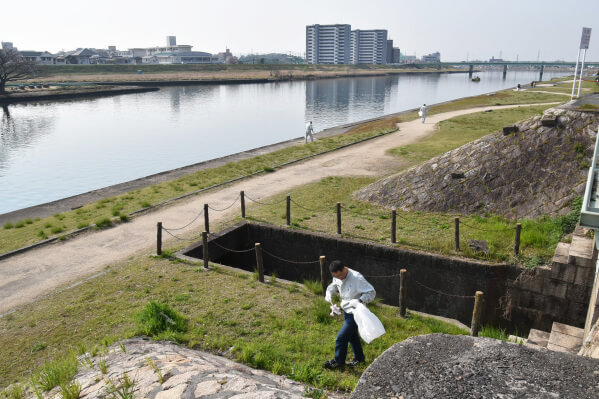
[329, 260, 345, 273]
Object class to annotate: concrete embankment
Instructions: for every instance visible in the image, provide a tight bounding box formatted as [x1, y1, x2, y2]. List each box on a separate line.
[0, 86, 159, 104]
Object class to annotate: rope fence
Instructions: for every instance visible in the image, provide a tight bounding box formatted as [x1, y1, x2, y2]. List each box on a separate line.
[156, 190, 524, 260]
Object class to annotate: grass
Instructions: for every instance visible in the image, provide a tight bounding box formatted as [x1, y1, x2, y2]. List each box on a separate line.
[0, 251, 467, 392]
[0, 116, 399, 255]
[387, 104, 555, 165]
[245, 176, 580, 263]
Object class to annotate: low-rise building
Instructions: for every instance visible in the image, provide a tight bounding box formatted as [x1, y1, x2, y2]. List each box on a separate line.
[19, 51, 55, 65]
[422, 52, 441, 63]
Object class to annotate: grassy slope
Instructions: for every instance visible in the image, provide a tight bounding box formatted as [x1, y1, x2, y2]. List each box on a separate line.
[0, 251, 467, 391]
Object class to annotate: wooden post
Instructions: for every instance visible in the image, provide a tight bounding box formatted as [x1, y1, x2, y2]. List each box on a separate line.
[391, 209, 397, 243]
[454, 217, 460, 251]
[204, 204, 210, 234]
[156, 222, 162, 256]
[286, 195, 291, 226]
[399, 269, 407, 317]
[255, 243, 264, 283]
[336, 202, 342, 235]
[202, 231, 209, 269]
[471, 291, 484, 337]
[319, 256, 327, 296]
[240, 191, 246, 218]
[514, 223, 522, 256]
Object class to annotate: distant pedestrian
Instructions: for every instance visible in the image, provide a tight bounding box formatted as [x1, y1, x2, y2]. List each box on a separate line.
[305, 121, 314, 143]
[530, 81, 534, 88]
[419, 104, 429, 123]
[517, 83, 521, 91]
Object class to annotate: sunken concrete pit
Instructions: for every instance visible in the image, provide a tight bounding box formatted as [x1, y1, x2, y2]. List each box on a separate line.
[178, 221, 589, 334]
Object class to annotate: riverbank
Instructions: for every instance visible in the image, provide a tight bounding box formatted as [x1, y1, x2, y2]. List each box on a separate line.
[0, 85, 159, 104]
[27, 64, 468, 85]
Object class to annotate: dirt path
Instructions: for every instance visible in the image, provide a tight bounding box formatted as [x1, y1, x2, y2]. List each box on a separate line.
[0, 102, 559, 315]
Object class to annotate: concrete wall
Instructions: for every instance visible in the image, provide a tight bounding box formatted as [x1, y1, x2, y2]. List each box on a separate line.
[180, 221, 596, 334]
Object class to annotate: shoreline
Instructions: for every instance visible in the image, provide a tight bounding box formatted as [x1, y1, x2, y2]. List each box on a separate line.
[0, 86, 159, 104]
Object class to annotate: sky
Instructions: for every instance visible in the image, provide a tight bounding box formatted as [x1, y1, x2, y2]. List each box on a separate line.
[1, 0, 598, 61]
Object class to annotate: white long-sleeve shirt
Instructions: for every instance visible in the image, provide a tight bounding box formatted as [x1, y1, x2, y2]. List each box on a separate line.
[325, 268, 376, 305]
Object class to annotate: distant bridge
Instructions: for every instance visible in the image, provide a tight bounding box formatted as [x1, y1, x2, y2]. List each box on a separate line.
[408, 61, 599, 81]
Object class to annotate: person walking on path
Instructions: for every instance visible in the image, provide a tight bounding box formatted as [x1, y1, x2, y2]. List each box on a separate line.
[419, 104, 429, 123]
[305, 121, 315, 143]
[323, 260, 376, 369]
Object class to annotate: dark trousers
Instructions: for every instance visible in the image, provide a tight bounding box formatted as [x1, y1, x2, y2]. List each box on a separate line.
[334, 312, 364, 364]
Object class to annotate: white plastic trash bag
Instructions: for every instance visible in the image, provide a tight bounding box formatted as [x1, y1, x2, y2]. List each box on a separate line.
[352, 303, 385, 344]
[418, 110, 423, 117]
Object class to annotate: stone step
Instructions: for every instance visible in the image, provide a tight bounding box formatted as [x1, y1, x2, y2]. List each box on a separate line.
[546, 322, 584, 354]
[526, 328, 550, 348]
[568, 235, 596, 268]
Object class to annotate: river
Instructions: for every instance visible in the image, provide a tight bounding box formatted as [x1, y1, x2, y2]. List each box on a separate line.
[0, 70, 568, 215]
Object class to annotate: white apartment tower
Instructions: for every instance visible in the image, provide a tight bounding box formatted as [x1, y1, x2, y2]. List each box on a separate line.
[305, 24, 351, 64]
[166, 36, 176, 46]
[350, 30, 388, 64]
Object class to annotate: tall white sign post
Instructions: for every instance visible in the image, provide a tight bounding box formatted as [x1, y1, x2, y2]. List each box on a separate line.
[572, 27, 592, 100]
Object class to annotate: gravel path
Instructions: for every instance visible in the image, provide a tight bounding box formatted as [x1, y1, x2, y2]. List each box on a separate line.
[0, 103, 559, 315]
[352, 334, 599, 399]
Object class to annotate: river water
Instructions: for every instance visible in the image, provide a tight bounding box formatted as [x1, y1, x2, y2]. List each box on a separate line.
[0, 70, 568, 215]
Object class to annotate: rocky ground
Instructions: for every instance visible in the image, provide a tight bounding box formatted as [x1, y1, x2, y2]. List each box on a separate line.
[351, 334, 599, 399]
[356, 106, 599, 219]
[32, 338, 328, 399]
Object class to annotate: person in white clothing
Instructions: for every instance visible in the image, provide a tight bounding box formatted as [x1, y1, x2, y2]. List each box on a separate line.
[305, 121, 314, 143]
[419, 104, 428, 123]
[323, 260, 375, 369]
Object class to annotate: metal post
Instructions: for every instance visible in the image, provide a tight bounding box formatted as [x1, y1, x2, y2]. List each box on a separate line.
[255, 243, 264, 283]
[571, 48, 581, 99]
[319, 256, 327, 296]
[286, 195, 291, 226]
[539, 64, 544, 82]
[336, 202, 342, 235]
[156, 222, 162, 256]
[502, 64, 507, 79]
[454, 217, 460, 251]
[391, 209, 397, 243]
[240, 191, 246, 218]
[471, 291, 484, 337]
[468, 64, 473, 77]
[399, 269, 407, 317]
[204, 204, 209, 234]
[514, 223, 522, 256]
[577, 49, 587, 99]
[202, 231, 209, 269]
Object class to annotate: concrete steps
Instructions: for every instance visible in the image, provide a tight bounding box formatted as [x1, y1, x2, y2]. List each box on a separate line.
[526, 322, 584, 354]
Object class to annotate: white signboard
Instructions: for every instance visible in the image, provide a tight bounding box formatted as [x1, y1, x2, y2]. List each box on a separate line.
[580, 27, 592, 49]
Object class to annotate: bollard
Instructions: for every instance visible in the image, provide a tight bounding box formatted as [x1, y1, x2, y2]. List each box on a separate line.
[157, 222, 162, 256]
[471, 291, 484, 337]
[336, 202, 342, 235]
[454, 217, 460, 251]
[204, 204, 210, 234]
[240, 191, 246, 218]
[514, 223, 522, 256]
[286, 195, 291, 226]
[399, 269, 407, 317]
[319, 256, 327, 296]
[202, 231, 209, 269]
[255, 243, 264, 283]
[391, 209, 397, 243]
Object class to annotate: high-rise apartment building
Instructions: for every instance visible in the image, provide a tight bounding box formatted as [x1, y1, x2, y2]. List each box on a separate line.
[350, 29, 388, 64]
[386, 40, 394, 64]
[305, 24, 351, 64]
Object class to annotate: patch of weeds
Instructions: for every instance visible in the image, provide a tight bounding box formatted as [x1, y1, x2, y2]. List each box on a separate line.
[311, 299, 332, 325]
[76, 222, 90, 229]
[31, 341, 47, 353]
[263, 166, 275, 172]
[38, 230, 48, 239]
[174, 293, 190, 302]
[43, 222, 53, 228]
[14, 222, 25, 228]
[98, 357, 108, 374]
[95, 218, 113, 230]
[303, 280, 323, 296]
[140, 201, 151, 208]
[145, 357, 164, 384]
[241, 303, 254, 310]
[3, 383, 25, 399]
[304, 387, 326, 399]
[354, 225, 365, 230]
[59, 380, 82, 399]
[76, 343, 87, 356]
[106, 372, 135, 399]
[479, 325, 509, 341]
[3, 222, 14, 229]
[136, 300, 188, 336]
[119, 215, 129, 222]
[270, 272, 277, 284]
[33, 353, 78, 391]
[524, 256, 546, 269]
[118, 342, 126, 353]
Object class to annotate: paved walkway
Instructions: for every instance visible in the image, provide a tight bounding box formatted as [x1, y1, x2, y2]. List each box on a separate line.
[0, 102, 560, 315]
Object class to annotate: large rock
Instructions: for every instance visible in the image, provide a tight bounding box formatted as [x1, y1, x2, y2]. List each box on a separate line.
[356, 108, 599, 219]
[352, 334, 599, 399]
